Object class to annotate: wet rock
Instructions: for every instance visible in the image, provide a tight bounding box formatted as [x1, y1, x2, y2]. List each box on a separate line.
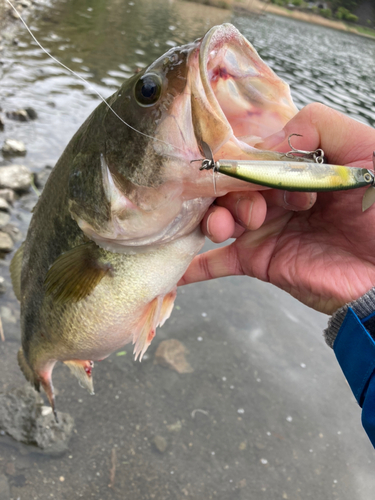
[155, 339, 193, 374]
[0, 474, 10, 500]
[0, 212, 10, 228]
[0, 276, 6, 294]
[0, 165, 31, 191]
[18, 0, 32, 8]
[6, 107, 37, 121]
[6, 109, 28, 122]
[2, 139, 26, 156]
[0, 115, 4, 131]
[0, 189, 15, 205]
[24, 107, 37, 120]
[0, 197, 10, 212]
[0, 231, 13, 252]
[35, 165, 52, 189]
[153, 435, 168, 453]
[2, 223, 22, 242]
[0, 384, 74, 455]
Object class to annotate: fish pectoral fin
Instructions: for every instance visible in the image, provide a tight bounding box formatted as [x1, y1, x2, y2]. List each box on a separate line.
[44, 242, 113, 304]
[64, 360, 94, 395]
[10, 241, 25, 301]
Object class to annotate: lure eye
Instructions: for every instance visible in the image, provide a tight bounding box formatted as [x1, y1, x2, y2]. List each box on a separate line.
[134, 73, 162, 107]
[364, 172, 373, 183]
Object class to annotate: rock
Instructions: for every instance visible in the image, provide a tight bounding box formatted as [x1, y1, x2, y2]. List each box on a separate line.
[0, 213, 10, 228]
[0, 115, 4, 131]
[0, 276, 6, 294]
[0, 165, 31, 192]
[0, 189, 15, 205]
[0, 231, 13, 252]
[153, 435, 168, 453]
[6, 109, 28, 122]
[18, 0, 32, 8]
[0, 384, 74, 455]
[0, 474, 10, 500]
[0, 197, 10, 212]
[2, 139, 27, 156]
[155, 339, 193, 374]
[34, 166, 52, 189]
[24, 107, 37, 120]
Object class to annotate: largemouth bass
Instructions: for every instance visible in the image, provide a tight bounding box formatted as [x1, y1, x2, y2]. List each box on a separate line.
[11, 24, 299, 414]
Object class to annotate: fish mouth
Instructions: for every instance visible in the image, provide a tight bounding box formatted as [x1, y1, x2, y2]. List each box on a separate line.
[196, 24, 297, 157]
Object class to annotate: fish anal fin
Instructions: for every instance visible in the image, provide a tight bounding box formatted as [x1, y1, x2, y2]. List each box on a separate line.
[133, 289, 177, 362]
[133, 297, 163, 362]
[44, 242, 113, 305]
[64, 359, 94, 395]
[158, 288, 177, 327]
[10, 242, 25, 301]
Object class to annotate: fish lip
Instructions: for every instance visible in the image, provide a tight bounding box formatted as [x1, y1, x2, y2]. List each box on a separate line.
[199, 23, 246, 126]
[197, 23, 297, 156]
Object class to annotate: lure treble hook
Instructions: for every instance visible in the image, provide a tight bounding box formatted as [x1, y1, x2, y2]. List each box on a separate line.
[285, 134, 325, 164]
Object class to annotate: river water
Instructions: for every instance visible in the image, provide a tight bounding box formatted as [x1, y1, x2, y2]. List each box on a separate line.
[1, 1, 375, 499]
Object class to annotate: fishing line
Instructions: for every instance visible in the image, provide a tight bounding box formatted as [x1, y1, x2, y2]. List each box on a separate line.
[5, 0, 185, 154]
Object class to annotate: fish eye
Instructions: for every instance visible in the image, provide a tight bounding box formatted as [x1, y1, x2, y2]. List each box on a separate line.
[134, 73, 162, 107]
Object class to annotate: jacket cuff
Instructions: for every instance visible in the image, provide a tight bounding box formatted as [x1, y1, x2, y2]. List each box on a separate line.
[324, 288, 375, 348]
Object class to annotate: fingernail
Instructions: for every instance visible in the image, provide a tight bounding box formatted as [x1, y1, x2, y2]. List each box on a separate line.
[236, 198, 253, 228]
[206, 213, 213, 236]
[255, 129, 286, 150]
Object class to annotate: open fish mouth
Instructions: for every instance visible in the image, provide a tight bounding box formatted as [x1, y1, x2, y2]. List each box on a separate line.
[196, 24, 298, 156]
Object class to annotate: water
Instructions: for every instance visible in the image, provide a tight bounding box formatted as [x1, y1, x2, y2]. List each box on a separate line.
[1, 1, 375, 499]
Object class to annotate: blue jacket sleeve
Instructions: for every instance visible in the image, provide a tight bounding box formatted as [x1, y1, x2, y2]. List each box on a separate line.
[333, 307, 375, 447]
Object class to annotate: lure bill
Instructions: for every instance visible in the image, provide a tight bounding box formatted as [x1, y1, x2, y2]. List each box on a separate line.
[198, 143, 375, 212]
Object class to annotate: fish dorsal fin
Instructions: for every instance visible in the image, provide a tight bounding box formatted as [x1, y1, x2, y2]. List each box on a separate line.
[10, 241, 25, 301]
[44, 242, 113, 304]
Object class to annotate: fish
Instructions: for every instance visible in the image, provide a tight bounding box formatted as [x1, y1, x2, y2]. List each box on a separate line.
[10, 23, 301, 415]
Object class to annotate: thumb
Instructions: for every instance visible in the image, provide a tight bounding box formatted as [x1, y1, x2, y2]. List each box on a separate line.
[256, 103, 375, 167]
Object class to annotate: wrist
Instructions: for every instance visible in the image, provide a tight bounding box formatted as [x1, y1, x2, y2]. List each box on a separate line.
[324, 288, 375, 348]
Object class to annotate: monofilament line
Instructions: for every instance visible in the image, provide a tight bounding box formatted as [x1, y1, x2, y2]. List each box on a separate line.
[5, 0, 184, 153]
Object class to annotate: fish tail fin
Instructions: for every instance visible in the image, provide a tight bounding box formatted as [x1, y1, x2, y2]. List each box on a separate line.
[64, 360, 95, 395]
[17, 347, 40, 392]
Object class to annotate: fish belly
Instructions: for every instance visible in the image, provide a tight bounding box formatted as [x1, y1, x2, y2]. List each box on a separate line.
[36, 228, 204, 365]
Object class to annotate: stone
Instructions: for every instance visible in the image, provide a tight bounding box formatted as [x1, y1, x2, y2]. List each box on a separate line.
[153, 435, 168, 453]
[0, 232, 13, 252]
[0, 197, 10, 212]
[2, 139, 26, 156]
[6, 109, 28, 122]
[18, 0, 32, 8]
[0, 384, 74, 455]
[24, 107, 37, 120]
[0, 189, 15, 204]
[0, 165, 31, 192]
[155, 339, 193, 374]
[0, 212, 10, 228]
[0, 474, 10, 500]
[0, 276, 6, 294]
[0, 115, 4, 131]
[35, 166, 52, 189]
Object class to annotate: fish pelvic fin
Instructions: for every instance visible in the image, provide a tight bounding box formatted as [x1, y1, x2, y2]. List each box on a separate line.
[133, 290, 177, 361]
[64, 360, 95, 395]
[17, 347, 40, 392]
[10, 242, 25, 302]
[44, 242, 113, 305]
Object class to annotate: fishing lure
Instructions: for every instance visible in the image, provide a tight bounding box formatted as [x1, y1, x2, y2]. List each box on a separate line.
[197, 142, 375, 212]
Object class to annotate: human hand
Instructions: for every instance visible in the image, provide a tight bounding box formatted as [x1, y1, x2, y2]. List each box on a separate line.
[180, 103, 375, 314]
